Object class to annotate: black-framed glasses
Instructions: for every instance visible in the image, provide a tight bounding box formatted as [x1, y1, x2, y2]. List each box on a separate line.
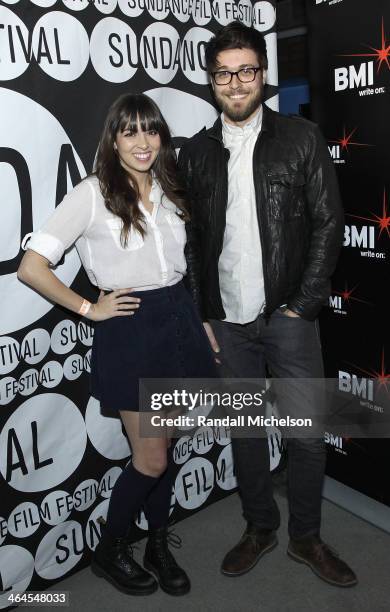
[211, 67, 262, 86]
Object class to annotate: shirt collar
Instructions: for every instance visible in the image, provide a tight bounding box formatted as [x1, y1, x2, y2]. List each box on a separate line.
[222, 105, 263, 138]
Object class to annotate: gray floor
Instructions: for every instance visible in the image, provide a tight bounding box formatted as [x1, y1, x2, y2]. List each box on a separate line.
[45, 483, 390, 612]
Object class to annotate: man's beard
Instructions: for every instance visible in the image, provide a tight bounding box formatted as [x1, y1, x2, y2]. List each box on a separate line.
[215, 87, 263, 123]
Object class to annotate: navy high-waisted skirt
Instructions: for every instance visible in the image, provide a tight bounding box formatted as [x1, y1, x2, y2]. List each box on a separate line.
[90, 281, 217, 415]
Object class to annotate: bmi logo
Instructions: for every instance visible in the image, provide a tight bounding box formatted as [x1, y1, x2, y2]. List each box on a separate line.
[339, 350, 390, 413]
[328, 126, 372, 165]
[328, 283, 371, 316]
[324, 432, 346, 455]
[334, 18, 389, 95]
[344, 189, 389, 260]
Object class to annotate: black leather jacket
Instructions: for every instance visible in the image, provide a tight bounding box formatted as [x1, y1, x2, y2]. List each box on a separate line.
[179, 105, 344, 321]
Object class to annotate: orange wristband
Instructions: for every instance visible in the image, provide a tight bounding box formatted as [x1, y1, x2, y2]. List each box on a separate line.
[78, 299, 91, 316]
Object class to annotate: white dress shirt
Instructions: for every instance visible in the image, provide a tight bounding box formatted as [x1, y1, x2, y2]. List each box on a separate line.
[23, 176, 187, 291]
[218, 107, 265, 324]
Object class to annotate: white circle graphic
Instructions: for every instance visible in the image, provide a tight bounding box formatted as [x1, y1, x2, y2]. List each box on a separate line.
[213, 425, 232, 446]
[173, 436, 193, 464]
[180, 27, 213, 85]
[0, 337, 20, 374]
[192, 426, 214, 455]
[238, 0, 253, 26]
[85, 499, 109, 551]
[0, 377, 18, 405]
[171, 0, 191, 22]
[8, 502, 41, 538]
[21, 328, 51, 365]
[213, 0, 237, 26]
[192, 0, 212, 26]
[0, 546, 35, 608]
[84, 348, 92, 373]
[0, 88, 85, 334]
[32, 12, 90, 81]
[40, 360, 63, 389]
[253, 1, 276, 32]
[85, 397, 131, 460]
[95, 0, 118, 14]
[118, 0, 144, 17]
[145, 87, 218, 141]
[90, 18, 138, 83]
[31, 0, 57, 7]
[99, 466, 122, 499]
[0, 517, 8, 545]
[62, 0, 89, 11]
[73, 479, 99, 512]
[35, 521, 84, 579]
[216, 444, 237, 490]
[0, 8, 29, 81]
[267, 426, 283, 471]
[77, 320, 94, 346]
[40, 490, 74, 526]
[265, 32, 278, 87]
[175, 457, 214, 510]
[51, 320, 77, 355]
[0, 393, 87, 492]
[140, 23, 180, 84]
[18, 368, 39, 396]
[63, 354, 84, 381]
[147, 0, 169, 20]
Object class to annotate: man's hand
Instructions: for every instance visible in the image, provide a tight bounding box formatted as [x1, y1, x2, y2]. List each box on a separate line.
[203, 322, 221, 364]
[283, 308, 301, 318]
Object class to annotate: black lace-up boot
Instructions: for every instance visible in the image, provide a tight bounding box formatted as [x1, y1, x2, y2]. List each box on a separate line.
[91, 518, 157, 596]
[143, 527, 191, 596]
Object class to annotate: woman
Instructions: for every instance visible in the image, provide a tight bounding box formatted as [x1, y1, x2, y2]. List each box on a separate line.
[18, 94, 217, 597]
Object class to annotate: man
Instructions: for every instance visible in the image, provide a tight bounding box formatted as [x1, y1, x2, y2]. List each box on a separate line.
[178, 22, 357, 587]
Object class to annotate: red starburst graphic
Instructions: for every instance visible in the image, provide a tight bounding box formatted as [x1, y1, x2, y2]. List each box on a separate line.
[333, 282, 372, 306]
[348, 350, 390, 396]
[339, 17, 390, 74]
[347, 188, 390, 240]
[329, 127, 372, 152]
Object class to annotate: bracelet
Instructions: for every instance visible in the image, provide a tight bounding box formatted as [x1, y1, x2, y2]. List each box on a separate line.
[78, 299, 91, 316]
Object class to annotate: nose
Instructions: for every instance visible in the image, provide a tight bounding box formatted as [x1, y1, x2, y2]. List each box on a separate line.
[229, 73, 241, 89]
[137, 131, 148, 149]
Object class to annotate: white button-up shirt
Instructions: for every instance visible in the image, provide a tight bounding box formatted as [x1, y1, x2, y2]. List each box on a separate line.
[218, 107, 265, 324]
[23, 176, 187, 291]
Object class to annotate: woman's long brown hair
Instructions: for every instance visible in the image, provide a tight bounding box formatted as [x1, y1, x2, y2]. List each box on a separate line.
[95, 93, 189, 247]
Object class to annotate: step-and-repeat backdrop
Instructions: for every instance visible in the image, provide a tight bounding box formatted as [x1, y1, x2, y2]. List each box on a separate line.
[307, 0, 390, 506]
[0, 0, 279, 602]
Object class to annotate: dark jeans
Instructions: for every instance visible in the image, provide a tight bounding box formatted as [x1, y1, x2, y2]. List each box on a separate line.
[209, 308, 327, 539]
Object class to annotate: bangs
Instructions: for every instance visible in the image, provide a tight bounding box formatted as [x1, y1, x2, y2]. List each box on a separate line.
[116, 96, 162, 134]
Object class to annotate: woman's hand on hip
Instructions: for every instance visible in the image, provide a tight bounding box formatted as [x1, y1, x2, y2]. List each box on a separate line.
[87, 289, 141, 321]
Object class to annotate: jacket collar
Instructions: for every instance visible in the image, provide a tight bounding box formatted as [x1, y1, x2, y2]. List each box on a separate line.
[207, 103, 275, 143]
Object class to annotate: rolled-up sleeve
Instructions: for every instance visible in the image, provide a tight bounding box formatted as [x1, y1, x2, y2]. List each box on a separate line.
[21, 179, 94, 265]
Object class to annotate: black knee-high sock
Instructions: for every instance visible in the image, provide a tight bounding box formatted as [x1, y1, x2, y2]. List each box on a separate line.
[144, 446, 176, 530]
[105, 462, 159, 538]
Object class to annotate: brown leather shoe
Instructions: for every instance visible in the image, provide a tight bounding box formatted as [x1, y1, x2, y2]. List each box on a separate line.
[221, 523, 278, 576]
[287, 535, 358, 587]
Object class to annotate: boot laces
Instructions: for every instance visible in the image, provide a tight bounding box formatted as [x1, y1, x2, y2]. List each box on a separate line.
[153, 528, 182, 567]
[166, 528, 182, 549]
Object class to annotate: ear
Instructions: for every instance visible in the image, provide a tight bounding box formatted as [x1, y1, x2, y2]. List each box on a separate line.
[262, 70, 267, 86]
[113, 141, 118, 151]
